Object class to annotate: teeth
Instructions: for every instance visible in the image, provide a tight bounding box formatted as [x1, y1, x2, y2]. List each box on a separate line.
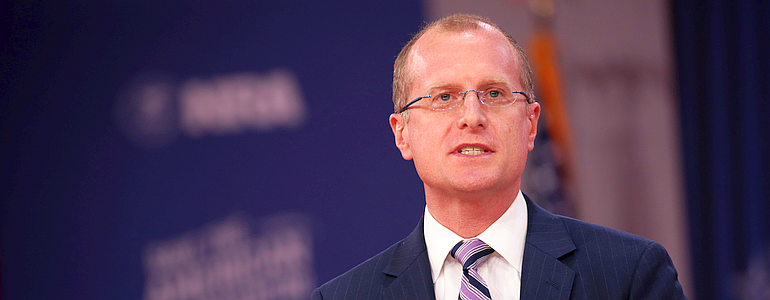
[459, 146, 488, 155]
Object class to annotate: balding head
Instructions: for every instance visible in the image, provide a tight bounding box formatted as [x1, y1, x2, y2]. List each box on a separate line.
[392, 14, 535, 113]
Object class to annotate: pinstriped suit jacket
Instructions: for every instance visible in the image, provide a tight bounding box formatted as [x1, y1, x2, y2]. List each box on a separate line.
[312, 195, 686, 299]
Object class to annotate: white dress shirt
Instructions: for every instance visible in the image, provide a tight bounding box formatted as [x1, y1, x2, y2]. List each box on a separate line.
[424, 191, 528, 300]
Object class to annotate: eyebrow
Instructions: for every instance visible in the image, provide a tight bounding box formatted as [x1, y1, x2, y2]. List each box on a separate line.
[423, 78, 513, 92]
[478, 78, 512, 87]
[424, 82, 460, 92]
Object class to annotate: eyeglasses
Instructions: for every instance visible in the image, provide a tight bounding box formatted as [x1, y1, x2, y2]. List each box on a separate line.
[397, 89, 531, 113]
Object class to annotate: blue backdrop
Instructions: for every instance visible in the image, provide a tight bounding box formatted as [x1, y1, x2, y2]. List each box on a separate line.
[673, 0, 770, 299]
[3, 1, 423, 299]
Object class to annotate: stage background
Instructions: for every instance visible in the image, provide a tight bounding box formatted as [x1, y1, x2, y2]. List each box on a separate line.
[3, 1, 423, 299]
[673, 1, 770, 299]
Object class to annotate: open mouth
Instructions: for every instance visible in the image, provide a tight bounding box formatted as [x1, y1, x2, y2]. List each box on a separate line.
[458, 146, 489, 155]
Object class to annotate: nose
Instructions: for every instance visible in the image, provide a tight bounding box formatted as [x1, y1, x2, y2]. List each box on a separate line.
[457, 91, 488, 130]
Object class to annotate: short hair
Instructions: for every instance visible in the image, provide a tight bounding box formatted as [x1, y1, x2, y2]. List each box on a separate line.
[392, 14, 536, 113]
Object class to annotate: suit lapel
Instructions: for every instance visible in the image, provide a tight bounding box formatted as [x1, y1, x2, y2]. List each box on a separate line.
[520, 195, 576, 300]
[378, 198, 576, 300]
[381, 217, 436, 300]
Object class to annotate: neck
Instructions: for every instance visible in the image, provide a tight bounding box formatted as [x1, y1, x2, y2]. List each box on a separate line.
[425, 186, 518, 239]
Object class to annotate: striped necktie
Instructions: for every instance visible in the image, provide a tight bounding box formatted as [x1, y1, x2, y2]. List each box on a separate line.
[451, 239, 495, 300]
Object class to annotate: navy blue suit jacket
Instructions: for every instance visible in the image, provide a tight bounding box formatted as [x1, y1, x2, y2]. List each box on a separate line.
[312, 196, 686, 299]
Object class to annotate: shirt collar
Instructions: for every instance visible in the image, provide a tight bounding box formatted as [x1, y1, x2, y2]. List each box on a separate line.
[423, 191, 528, 283]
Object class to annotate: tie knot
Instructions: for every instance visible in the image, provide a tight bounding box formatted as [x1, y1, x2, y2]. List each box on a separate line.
[450, 239, 495, 270]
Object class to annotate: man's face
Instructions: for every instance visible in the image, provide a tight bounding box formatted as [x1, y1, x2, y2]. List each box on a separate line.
[389, 27, 540, 197]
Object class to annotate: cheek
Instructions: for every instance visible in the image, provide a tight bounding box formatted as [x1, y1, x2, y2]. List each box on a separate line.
[408, 118, 447, 151]
[499, 117, 532, 151]
[410, 129, 441, 157]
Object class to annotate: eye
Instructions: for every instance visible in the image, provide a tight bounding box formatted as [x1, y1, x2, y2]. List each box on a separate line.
[487, 90, 501, 98]
[439, 93, 452, 101]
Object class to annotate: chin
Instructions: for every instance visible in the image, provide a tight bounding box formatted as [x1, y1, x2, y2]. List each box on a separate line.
[449, 176, 500, 193]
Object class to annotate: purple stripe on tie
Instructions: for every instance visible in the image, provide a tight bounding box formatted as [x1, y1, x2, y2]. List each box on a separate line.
[451, 239, 494, 300]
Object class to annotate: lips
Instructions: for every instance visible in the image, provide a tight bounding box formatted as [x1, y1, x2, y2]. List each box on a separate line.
[457, 145, 490, 155]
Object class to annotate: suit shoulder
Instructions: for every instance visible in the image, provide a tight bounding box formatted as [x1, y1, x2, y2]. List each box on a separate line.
[549, 215, 686, 298]
[312, 240, 400, 299]
[556, 214, 656, 251]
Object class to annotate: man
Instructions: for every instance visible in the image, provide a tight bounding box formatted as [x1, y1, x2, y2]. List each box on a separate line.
[312, 14, 686, 300]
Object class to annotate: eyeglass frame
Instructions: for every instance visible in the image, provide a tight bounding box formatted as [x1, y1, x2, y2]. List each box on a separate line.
[397, 89, 532, 114]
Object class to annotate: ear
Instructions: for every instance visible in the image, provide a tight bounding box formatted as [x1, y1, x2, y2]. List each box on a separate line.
[389, 113, 413, 160]
[526, 102, 541, 151]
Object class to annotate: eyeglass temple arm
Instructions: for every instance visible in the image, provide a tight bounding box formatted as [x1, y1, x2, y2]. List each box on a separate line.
[398, 95, 432, 113]
[512, 91, 533, 104]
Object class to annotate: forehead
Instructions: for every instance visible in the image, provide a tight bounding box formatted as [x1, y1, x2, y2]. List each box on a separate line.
[407, 27, 521, 92]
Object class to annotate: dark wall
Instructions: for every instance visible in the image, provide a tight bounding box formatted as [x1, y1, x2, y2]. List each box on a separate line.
[673, 0, 770, 299]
